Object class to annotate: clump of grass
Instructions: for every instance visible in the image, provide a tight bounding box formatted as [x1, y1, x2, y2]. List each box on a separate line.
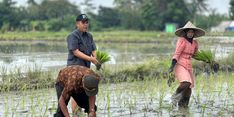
[96, 50, 111, 70]
[0, 66, 56, 92]
[107, 93, 111, 117]
[99, 58, 172, 83]
[219, 52, 234, 72]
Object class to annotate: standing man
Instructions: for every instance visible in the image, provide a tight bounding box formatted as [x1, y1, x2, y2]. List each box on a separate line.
[66, 14, 98, 113]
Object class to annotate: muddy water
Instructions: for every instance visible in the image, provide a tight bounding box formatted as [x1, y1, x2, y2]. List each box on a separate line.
[0, 39, 233, 74]
[1, 77, 233, 117]
[0, 37, 234, 116]
[0, 41, 173, 74]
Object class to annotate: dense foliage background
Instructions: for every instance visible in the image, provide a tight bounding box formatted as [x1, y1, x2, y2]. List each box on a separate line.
[0, 0, 232, 32]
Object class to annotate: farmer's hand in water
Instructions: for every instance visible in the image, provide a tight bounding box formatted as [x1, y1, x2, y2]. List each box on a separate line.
[88, 111, 96, 117]
[168, 59, 177, 73]
[167, 73, 175, 87]
[168, 66, 174, 73]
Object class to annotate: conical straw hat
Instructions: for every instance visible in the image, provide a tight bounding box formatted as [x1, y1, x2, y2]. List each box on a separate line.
[175, 21, 205, 38]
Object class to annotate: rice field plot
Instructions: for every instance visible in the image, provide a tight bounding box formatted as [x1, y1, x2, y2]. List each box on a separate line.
[0, 73, 233, 117]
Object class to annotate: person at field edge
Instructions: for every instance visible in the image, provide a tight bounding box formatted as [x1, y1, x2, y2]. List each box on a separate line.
[168, 21, 205, 108]
[66, 14, 99, 113]
[54, 65, 101, 117]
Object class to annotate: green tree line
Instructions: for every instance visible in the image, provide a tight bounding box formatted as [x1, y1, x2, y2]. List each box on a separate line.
[0, 0, 231, 32]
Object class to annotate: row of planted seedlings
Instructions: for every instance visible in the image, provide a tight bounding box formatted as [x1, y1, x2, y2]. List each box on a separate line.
[191, 50, 234, 116]
[191, 72, 234, 117]
[95, 59, 177, 116]
[95, 54, 234, 116]
[2, 88, 58, 116]
[3, 71, 233, 116]
[96, 78, 172, 116]
[0, 64, 59, 116]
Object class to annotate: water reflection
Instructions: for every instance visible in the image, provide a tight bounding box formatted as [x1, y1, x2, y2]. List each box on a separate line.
[0, 41, 66, 54]
[0, 40, 233, 73]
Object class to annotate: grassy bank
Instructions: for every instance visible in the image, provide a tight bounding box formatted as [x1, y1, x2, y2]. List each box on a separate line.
[0, 31, 174, 42]
[0, 66, 57, 92]
[1, 31, 234, 43]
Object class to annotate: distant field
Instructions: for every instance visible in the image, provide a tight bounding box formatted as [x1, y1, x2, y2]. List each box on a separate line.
[0, 30, 232, 42]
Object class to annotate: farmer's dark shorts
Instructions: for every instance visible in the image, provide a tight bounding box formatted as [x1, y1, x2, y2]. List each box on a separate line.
[54, 82, 97, 117]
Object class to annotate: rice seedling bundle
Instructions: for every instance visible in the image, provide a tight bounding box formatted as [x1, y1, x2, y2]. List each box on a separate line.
[193, 50, 219, 72]
[96, 50, 111, 70]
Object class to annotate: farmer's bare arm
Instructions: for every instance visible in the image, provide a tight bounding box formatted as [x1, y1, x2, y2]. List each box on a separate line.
[73, 49, 97, 64]
[88, 96, 96, 117]
[92, 50, 96, 58]
[59, 96, 70, 117]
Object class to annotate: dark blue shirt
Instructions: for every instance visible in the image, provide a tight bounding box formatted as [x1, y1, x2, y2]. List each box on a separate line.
[67, 29, 96, 67]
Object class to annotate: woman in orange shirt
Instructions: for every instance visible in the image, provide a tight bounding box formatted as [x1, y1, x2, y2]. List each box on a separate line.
[168, 21, 205, 108]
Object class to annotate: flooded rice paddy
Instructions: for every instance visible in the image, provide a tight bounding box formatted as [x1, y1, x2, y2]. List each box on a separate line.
[1, 74, 234, 116]
[0, 38, 233, 73]
[0, 37, 234, 116]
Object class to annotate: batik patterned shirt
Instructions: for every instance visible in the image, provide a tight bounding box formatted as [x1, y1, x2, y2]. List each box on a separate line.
[56, 65, 100, 100]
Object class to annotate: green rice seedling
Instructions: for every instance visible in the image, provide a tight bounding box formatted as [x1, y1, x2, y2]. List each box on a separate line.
[201, 104, 207, 116]
[50, 100, 56, 114]
[127, 100, 133, 115]
[29, 94, 34, 110]
[143, 102, 149, 114]
[42, 97, 49, 117]
[193, 50, 219, 72]
[127, 92, 137, 114]
[193, 50, 214, 62]
[0, 66, 7, 81]
[27, 64, 43, 80]
[21, 84, 27, 91]
[192, 78, 201, 105]
[4, 107, 9, 117]
[4, 98, 9, 117]
[158, 83, 166, 108]
[214, 74, 224, 97]
[21, 95, 26, 108]
[12, 98, 20, 116]
[107, 93, 111, 117]
[96, 50, 111, 70]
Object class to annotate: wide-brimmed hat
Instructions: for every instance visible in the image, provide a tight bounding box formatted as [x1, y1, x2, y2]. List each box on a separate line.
[83, 75, 99, 96]
[175, 21, 205, 38]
